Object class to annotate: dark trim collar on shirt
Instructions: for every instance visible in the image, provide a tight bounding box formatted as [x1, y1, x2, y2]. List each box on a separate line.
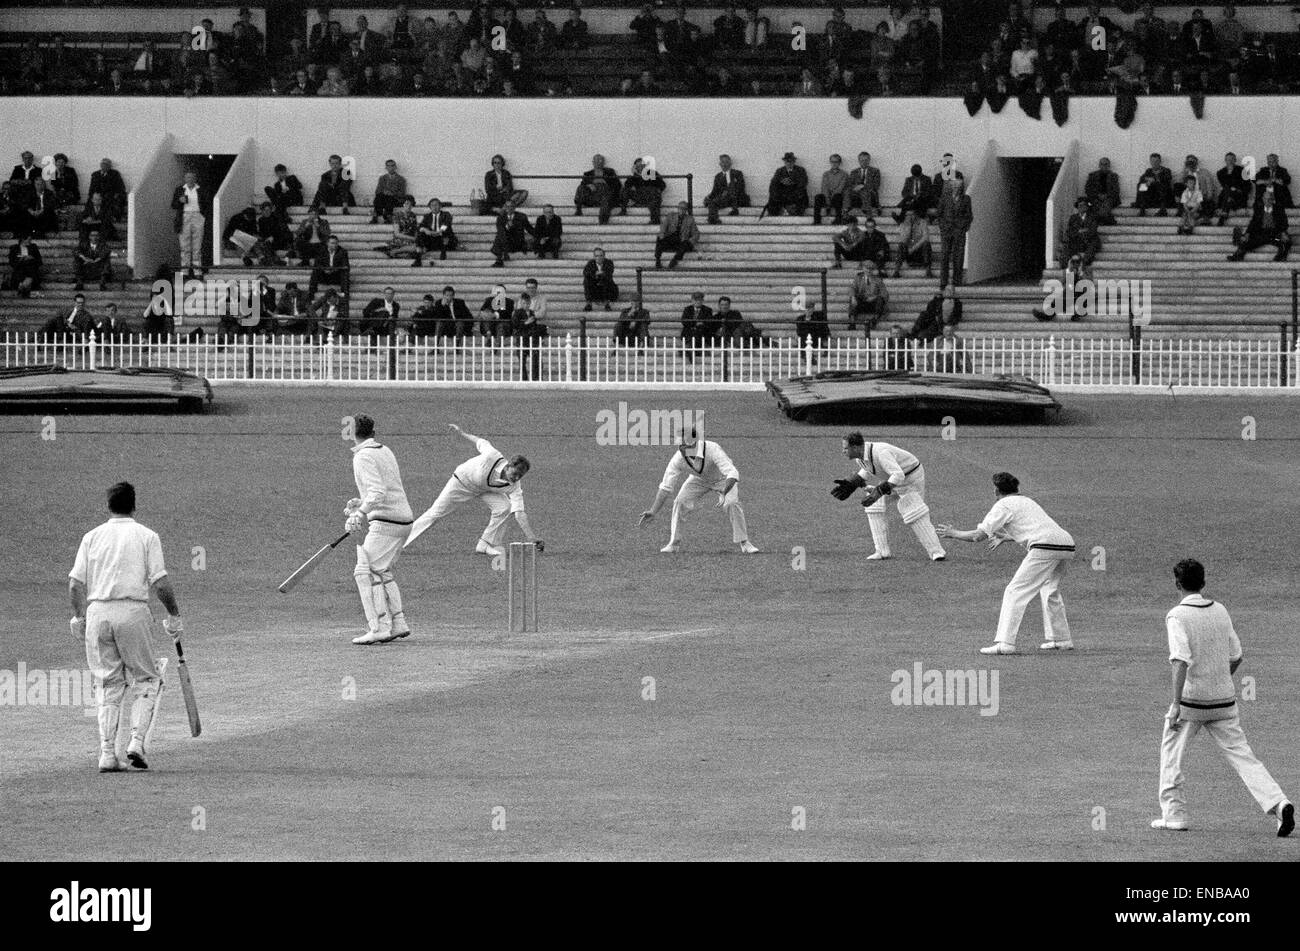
[1177, 594, 1215, 608]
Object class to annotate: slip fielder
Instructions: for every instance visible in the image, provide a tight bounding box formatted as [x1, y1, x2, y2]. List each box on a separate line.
[404, 423, 543, 556]
[833, 432, 946, 561]
[68, 482, 184, 772]
[345, 414, 414, 646]
[938, 472, 1074, 655]
[638, 427, 759, 553]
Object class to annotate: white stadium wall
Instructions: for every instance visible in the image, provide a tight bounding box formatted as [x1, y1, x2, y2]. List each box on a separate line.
[2, 95, 1298, 216]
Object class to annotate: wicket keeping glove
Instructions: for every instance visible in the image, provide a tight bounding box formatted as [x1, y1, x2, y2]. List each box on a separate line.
[70, 617, 86, 641]
[831, 479, 859, 501]
[162, 615, 184, 640]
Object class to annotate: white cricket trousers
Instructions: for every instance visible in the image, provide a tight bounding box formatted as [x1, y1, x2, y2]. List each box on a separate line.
[994, 546, 1073, 647]
[355, 521, 411, 635]
[668, 476, 749, 545]
[1159, 710, 1287, 824]
[84, 600, 160, 755]
[411, 476, 513, 547]
[179, 211, 205, 269]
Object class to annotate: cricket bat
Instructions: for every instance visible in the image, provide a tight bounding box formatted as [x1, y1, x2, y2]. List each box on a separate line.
[173, 638, 201, 738]
[278, 531, 351, 593]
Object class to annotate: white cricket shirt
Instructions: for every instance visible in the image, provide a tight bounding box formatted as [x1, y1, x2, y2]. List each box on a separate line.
[978, 495, 1074, 550]
[856, 442, 920, 486]
[455, 437, 525, 512]
[659, 440, 740, 492]
[69, 516, 167, 603]
[352, 438, 414, 523]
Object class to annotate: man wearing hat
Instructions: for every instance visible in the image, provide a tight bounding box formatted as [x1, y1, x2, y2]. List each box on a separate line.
[765, 152, 809, 217]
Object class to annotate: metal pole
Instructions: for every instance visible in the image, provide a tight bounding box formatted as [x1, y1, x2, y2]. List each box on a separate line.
[1292, 269, 1298, 349]
[1131, 324, 1142, 385]
[636, 266, 644, 303]
[819, 268, 828, 323]
[1281, 323, 1289, 388]
[579, 316, 588, 382]
[686, 173, 694, 212]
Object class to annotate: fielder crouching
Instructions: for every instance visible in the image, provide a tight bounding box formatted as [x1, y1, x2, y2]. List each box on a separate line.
[834, 432, 946, 561]
[938, 471, 1074, 655]
[638, 427, 759, 554]
[346, 414, 414, 646]
[69, 482, 184, 773]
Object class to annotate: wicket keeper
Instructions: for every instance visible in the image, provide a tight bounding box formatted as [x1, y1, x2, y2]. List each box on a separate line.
[346, 414, 414, 646]
[833, 433, 946, 561]
[638, 428, 759, 553]
[69, 482, 184, 772]
[404, 423, 543, 556]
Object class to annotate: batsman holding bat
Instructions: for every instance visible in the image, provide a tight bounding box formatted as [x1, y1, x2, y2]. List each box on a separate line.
[68, 482, 185, 773]
[833, 433, 946, 562]
[346, 414, 415, 646]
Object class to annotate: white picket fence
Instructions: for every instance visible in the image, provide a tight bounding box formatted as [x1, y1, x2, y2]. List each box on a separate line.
[1, 332, 1295, 389]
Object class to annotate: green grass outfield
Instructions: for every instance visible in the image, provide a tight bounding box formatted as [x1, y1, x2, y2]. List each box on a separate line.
[0, 388, 1296, 861]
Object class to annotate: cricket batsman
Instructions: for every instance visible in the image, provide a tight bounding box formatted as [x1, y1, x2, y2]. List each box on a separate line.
[345, 414, 414, 646]
[832, 432, 946, 561]
[69, 481, 184, 772]
[638, 427, 759, 553]
[404, 423, 543, 556]
[938, 471, 1074, 655]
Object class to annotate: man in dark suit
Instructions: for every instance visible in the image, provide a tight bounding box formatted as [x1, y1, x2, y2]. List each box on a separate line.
[1229, 185, 1291, 261]
[847, 152, 882, 217]
[78, 193, 118, 242]
[9, 151, 40, 206]
[264, 164, 303, 218]
[532, 203, 563, 259]
[273, 280, 312, 334]
[6, 235, 42, 297]
[23, 179, 58, 237]
[171, 170, 211, 277]
[896, 163, 932, 221]
[87, 158, 127, 221]
[622, 157, 666, 224]
[431, 285, 474, 339]
[936, 177, 974, 287]
[1084, 157, 1121, 225]
[311, 154, 355, 214]
[680, 291, 713, 363]
[1255, 154, 1292, 208]
[362, 286, 401, 337]
[766, 152, 809, 217]
[309, 235, 350, 297]
[574, 154, 620, 224]
[491, 201, 534, 266]
[94, 303, 132, 339]
[615, 294, 652, 345]
[1064, 197, 1102, 267]
[309, 288, 350, 337]
[479, 284, 515, 337]
[1134, 152, 1175, 216]
[583, 248, 619, 310]
[833, 216, 888, 268]
[704, 154, 748, 224]
[416, 198, 457, 265]
[42, 293, 94, 337]
[74, 233, 113, 291]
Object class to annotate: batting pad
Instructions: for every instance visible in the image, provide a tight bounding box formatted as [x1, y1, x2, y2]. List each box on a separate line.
[896, 489, 930, 525]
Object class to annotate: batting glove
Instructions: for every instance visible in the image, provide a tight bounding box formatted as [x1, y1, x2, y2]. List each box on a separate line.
[162, 615, 184, 640]
[344, 497, 363, 516]
[70, 616, 85, 640]
[346, 510, 368, 536]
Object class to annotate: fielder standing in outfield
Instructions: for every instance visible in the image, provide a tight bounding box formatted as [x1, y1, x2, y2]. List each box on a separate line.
[938, 472, 1073, 655]
[1151, 558, 1293, 837]
[832, 432, 946, 561]
[404, 423, 543, 557]
[345, 414, 414, 646]
[638, 427, 759, 553]
[68, 482, 184, 773]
